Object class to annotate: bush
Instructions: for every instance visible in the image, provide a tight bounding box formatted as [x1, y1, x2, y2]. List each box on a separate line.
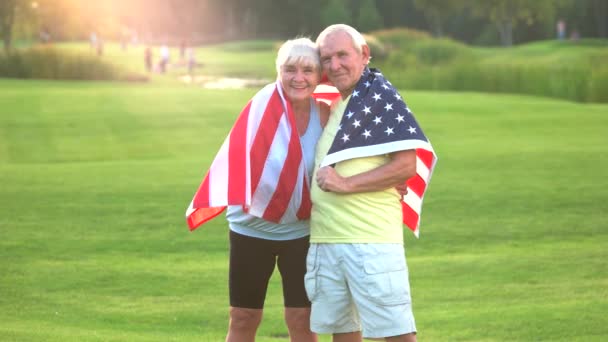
[372, 31, 608, 103]
[372, 28, 432, 52]
[412, 39, 471, 65]
[363, 34, 388, 60]
[0, 46, 148, 82]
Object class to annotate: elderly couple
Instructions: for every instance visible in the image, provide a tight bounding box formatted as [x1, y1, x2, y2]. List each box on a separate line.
[188, 24, 434, 342]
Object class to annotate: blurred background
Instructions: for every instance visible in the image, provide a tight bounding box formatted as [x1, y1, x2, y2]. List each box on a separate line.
[2, 0, 607, 48]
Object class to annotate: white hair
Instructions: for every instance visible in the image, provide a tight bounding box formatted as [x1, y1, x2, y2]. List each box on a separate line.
[316, 24, 368, 53]
[275, 38, 321, 76]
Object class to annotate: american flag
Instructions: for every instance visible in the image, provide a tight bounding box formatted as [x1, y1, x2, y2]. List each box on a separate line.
[317, 67, 437, 237]
[186, 82, 312, 230]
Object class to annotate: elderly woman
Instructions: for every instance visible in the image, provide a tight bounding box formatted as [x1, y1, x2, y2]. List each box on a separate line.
[186, 38, 328, 342]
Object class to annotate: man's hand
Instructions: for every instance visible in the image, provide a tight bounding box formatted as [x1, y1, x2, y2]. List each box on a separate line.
[316, 166, 349, 193]
[395, 183, 408, 197]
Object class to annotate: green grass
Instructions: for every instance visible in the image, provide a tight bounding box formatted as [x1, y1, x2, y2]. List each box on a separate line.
[1, 78, 607, 341]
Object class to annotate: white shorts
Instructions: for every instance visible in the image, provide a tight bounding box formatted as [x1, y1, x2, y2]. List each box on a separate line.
[304, 243, 416, 339]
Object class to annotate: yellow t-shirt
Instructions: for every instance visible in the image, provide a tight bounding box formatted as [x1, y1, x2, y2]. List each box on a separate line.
[310, 96, 404, 243]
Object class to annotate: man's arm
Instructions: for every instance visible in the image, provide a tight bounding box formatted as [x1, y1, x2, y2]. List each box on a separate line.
[316, 149, 416, 194]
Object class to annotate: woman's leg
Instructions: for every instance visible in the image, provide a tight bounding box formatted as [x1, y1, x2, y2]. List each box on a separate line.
[285, 307, 317, 341]
[226, 231, 277, 341]
[226, 307, 263, 342]
[278, 236, 317, 341]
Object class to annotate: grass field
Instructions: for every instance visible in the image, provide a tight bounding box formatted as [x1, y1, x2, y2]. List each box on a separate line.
[1, 77, 607, 341]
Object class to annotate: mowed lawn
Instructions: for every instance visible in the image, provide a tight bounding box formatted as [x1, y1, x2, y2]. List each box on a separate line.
[0, 79, 607, 341]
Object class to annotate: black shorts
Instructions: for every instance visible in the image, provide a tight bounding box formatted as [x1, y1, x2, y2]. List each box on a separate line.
[229, 230, 311, 309]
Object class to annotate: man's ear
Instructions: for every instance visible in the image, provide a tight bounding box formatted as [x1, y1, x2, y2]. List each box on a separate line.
[361, 44, 371, 64]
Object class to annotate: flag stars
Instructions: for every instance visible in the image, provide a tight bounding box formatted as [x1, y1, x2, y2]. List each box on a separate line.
[362, 106, 371, 115]
[338, 124, 342, 131]
[341, 133, 350, 142]
[384, 103, 393, 111]
[352, 119, 361, 128]
[394, 93, 402, 101]
[373, 116, 382, 125]
[352, 90, 360, 97]
[362, 129, 372, 139]
[408, 126, 417, 134]
[372, 93, 382, 101]
[395, 114, 405, 123]
[385, 127, 395, 135]
[346, 111, 355, 119]
[382, 83, 390, 90]
[364, 81, 371, 88]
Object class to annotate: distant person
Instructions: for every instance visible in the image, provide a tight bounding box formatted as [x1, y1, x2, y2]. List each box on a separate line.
[90, 32, 97, 51]
[570, 29, 580, 41]
[131, 31, 139, 46]
[186, 37, 331, 342]
[144, 46, 153, 72]
[557, 19, 566, 40]
[120, 28, 129, 51]
[39, 27, 51, 43]
[186, 47, 197, 76]
[179, 39, 187, 60]
[96, 38, 104, 56]
[159, 45, 170, 73]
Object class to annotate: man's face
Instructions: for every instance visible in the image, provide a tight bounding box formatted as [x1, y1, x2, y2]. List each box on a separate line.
[318, 31, 370, 98]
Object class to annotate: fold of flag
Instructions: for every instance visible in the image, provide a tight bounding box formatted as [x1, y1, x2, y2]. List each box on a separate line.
[186, 82, 312, 231]
[316, 68, 437, 237]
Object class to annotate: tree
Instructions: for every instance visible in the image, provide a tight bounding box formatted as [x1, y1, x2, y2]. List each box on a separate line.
[592, 0, 608, 38]
[0, 0, 18, 52]
[357, 0, 383, 33]
[413, 0, 465, 37]
[321, 0, 353, 28]
[468, 0, 561, 46]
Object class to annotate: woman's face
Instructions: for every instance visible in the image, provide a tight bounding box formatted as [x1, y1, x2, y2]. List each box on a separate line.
[280, 62, 320, 103]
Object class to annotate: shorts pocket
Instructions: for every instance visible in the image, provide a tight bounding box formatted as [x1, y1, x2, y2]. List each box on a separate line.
[304, 244, 319, 301]
[362, 252, 410, 306]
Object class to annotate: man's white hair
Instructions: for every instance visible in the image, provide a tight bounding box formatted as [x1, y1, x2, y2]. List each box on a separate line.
[275, 37, 320, 76]
[316, 24, 368, 53]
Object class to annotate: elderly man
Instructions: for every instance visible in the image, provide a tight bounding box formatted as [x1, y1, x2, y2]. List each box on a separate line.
[305, 24, 435, 342]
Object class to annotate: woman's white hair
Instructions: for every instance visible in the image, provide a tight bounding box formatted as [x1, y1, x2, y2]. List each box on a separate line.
[275, 37, 320, 76]
[316, 24, 367, 53]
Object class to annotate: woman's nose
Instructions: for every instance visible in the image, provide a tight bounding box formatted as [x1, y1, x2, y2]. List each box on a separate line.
[293, 70, 304, 80]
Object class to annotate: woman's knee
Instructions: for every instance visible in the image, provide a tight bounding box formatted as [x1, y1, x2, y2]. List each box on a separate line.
[284, 307, 311, 331]
[229, 307, 263, 331]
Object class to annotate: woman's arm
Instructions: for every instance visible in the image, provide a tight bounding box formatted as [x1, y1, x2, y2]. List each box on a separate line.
[319, 102, 330, 128]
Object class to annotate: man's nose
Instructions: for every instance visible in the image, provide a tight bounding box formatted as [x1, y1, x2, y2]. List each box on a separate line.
[329, 57, 340, 72]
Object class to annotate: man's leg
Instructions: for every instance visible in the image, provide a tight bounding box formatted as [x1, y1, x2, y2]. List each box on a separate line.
[226, 307, 263, 342]
[385, 332, 416, 342]
[333, 331, 362, 342]
[343, 244, 417, 340]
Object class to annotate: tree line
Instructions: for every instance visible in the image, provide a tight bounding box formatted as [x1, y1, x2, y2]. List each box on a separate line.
[2, 0, 607, 52]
